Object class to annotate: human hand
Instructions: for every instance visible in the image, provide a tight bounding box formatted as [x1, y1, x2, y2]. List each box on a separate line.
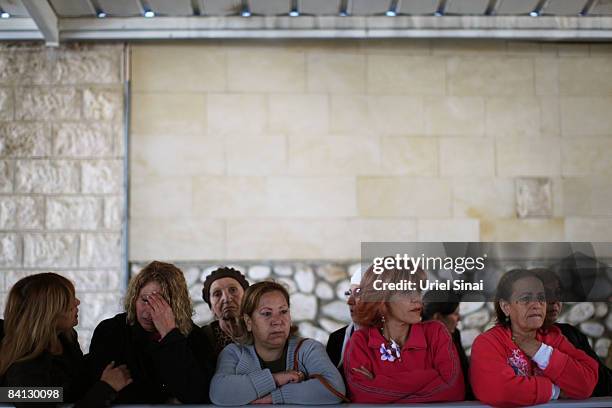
[100, 361, 132, 392]
[251, 394, 273, 404]
[352, 366, 374, 380]
[272, 370, 303, 387]
[146, 293, 177, 339]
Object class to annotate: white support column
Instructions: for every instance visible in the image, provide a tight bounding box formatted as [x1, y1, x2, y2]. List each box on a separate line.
[21, 0, 59, 46]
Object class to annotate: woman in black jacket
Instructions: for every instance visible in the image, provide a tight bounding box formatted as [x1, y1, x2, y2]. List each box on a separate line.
[87, 261, 215, 404]
[0, 273, 131, 407]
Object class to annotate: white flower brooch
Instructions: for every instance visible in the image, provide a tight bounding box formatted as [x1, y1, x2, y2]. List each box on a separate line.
[379, 340, 401, 362]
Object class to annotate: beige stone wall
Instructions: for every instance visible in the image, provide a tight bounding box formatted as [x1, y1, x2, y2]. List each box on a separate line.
[130, 40, 612, 262]
[0, 43, 126, 349]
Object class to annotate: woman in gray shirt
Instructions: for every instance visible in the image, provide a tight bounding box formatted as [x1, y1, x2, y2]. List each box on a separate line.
[210, 281, 345, 405]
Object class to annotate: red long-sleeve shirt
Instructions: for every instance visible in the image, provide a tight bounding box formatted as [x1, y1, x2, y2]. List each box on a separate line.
[470, 324, 598, 408]
[343, 321, 465, 403]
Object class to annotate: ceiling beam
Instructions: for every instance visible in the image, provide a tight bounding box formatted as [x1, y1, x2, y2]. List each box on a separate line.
[21, 0, 59, 46]
[55, 15, 612, 41]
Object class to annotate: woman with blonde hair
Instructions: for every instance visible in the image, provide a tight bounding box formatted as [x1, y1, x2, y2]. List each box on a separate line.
[0, 273, 131, 407]
[87, 261, 214, 404]
[210, 281, 345, 405]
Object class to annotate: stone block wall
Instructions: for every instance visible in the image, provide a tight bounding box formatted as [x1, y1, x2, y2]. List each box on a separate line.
[130, 40, 612, 262]
[129, 39, 612, 359]
[0, 43, 126, 349]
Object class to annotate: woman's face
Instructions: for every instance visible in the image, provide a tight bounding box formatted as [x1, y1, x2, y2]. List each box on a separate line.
[245, 291, 291, 350]
[438, 306, 460, 334]
[501, 276, 546, 332]
[544, 280, 563, 327]
[135, 281, 162, 332]
[57, 293, 80, 331]
[210, 277, 245, 321]
[386, 291, 423, 325]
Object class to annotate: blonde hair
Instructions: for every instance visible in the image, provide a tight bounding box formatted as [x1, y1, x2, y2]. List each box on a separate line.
[124, 261, 194, 336]
[237, 280, 297, 345]
[0, 273, 76, 376]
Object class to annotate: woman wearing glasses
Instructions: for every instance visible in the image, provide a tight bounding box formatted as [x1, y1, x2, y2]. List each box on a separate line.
[470, 268, 598, 407]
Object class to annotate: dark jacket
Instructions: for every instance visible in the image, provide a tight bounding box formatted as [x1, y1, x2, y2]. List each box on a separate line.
[557, 322, 612, 396]
[2, 331, 115, 408]
[87, 313, 214, 404]
[201, 320, 234, 369]
[326, 325, 348, 368]
[0, 319, 4, 342]
[452, 329, 473, 400]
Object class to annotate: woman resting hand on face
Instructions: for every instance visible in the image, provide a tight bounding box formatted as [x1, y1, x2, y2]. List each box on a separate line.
[87, 261, 214, 404]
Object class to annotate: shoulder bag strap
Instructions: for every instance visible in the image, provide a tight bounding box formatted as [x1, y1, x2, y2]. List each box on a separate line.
[292, 337, 350, 403]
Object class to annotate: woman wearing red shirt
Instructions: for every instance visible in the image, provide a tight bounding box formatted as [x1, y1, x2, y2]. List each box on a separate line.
[470, 268, 598, 407]
[343, 260, 465, 403]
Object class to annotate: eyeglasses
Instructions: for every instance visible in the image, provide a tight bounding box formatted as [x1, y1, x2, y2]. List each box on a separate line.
[344, 288, 362, 298]
[513, 294, 546, 305]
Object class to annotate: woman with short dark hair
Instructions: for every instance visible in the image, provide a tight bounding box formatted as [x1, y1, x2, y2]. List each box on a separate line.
[470, 268, 598, 407]
[210, 281, 345, 405]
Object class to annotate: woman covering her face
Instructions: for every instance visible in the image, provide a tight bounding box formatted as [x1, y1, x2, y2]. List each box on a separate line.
[87, 261, 214, 404]
[210, 281, 345, 405]
[470, 269, 598, 407]
[0, 273, 131, 407]
[343, 261, 465, 403]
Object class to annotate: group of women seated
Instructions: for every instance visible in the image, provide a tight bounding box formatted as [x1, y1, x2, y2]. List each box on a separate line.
[0, 259, 608, 407]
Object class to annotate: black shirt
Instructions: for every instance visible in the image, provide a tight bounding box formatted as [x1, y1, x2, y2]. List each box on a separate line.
[3, 331, 116, 408]
[256, 343, 288, 374]
[87, 313, 214, 404]
[557, 322, 612, 396]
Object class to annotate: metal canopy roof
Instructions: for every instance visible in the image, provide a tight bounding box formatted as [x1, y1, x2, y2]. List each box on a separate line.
[1, 0, 612, 46]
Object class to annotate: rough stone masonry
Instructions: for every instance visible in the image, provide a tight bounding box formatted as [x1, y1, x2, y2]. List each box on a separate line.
[0, 43, 126, 350]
